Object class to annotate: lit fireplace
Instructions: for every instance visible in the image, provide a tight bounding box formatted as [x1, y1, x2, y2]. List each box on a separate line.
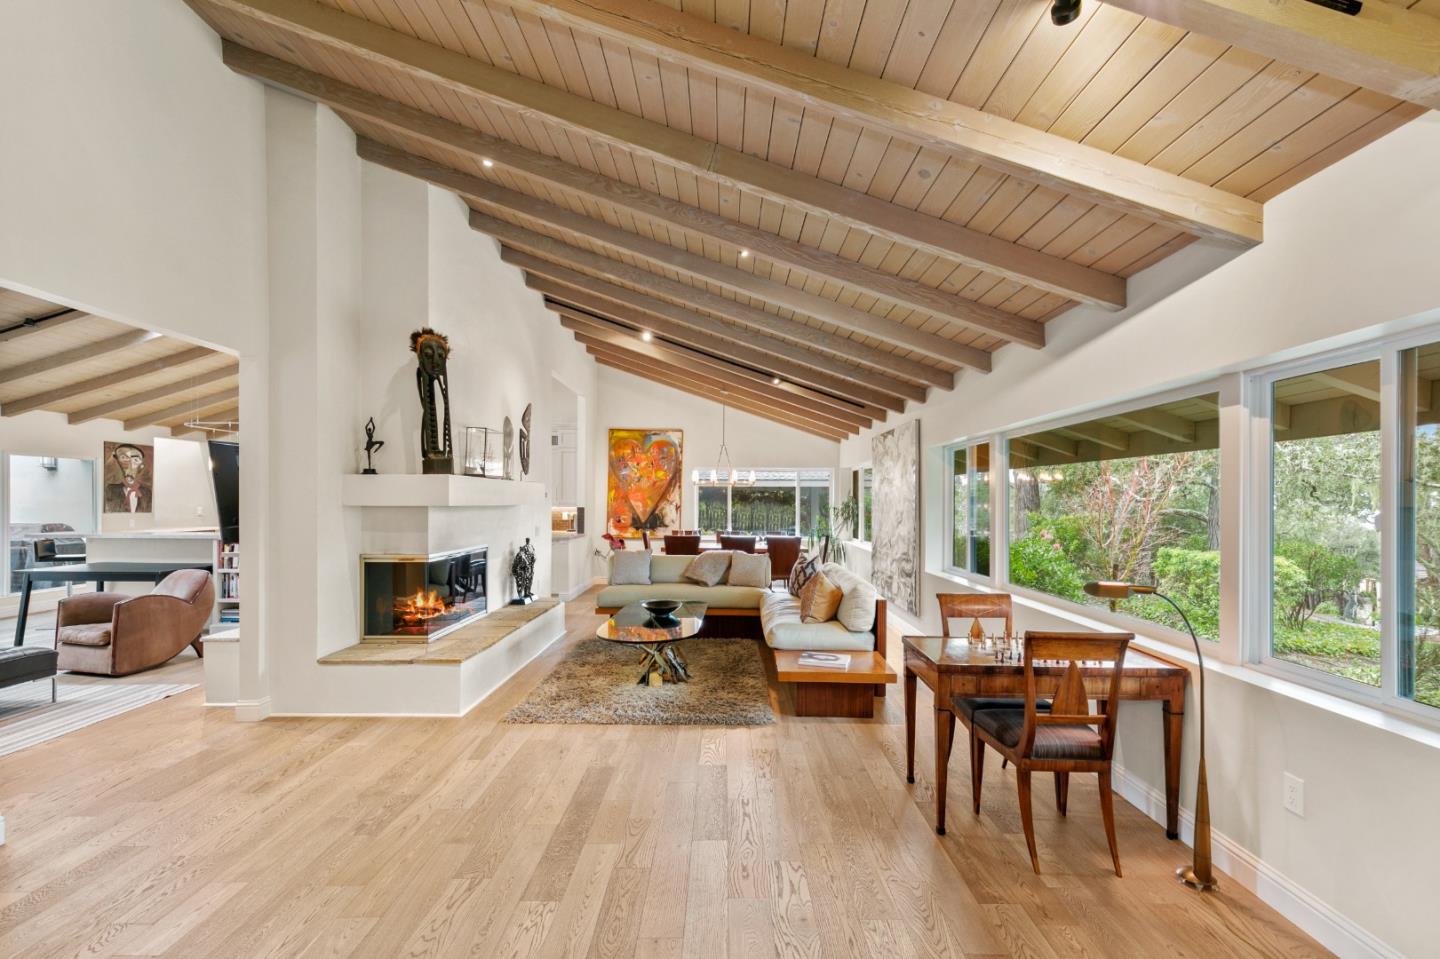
[360, 546, 488, 643]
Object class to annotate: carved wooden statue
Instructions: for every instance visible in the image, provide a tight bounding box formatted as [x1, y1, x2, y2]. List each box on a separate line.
[519, 403, 533, 476]
[502, 416, 514, 480]
[410, 328, 453, 474]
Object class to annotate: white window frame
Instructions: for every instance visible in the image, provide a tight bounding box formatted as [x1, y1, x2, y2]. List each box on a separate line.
[691, 468, 833, 539]
[855, 465, 873, 544]
[994, 378, 1229, 659]
[1246, 328, 1440, 726]
[942, 439, 996, 582]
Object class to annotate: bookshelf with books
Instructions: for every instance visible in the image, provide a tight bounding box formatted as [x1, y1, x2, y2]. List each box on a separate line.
[215, 541, 240, 626]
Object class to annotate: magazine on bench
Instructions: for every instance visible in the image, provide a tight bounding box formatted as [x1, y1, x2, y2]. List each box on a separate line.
[796, 652, 851, 669]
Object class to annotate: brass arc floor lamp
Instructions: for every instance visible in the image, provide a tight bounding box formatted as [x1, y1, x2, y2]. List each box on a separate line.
[1083, 581, 1216, 891]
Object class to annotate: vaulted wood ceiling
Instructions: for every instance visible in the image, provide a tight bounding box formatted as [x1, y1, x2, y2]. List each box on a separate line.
[0, 287, 239, 438]
[187, 0, 1427, 438]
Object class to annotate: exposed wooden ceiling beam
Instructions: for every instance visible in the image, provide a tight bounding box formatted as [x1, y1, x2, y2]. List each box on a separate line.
[1, 347, 217, 417]
[122, 387, 240, 431]
[501, 245, 949, 392]
[0, 310, 86, 344]
[0, 330, 163, 386]
[537, 280, 907, 413]
[67, 364, 240, 425]
[1024, 432, 1079, 459]
[214, 12, 1145, 298]
[472, 214, 992, 371]
[1312, 366, 1382, 403]
[585, 349, 848, 441]
[568, 328, 868, 434]
[554, 309, 877, 427]
[487, 0, 1263, 246]
[535, 276, 904, 411]
[1057, 422, 1130, 452]
[1102, 0, 1440, 111]
[1110, 408, 1196, 443]
[362, 138, 1047, 352]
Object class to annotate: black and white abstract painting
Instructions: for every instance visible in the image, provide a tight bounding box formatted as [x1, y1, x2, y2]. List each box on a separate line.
[871, 420, 920, 615]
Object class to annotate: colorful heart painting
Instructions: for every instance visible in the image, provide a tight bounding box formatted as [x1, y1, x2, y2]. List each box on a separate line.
[607, 429, 683, 539]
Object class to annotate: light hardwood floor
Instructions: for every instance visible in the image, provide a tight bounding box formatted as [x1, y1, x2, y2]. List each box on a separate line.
[0, 592, 1325, 958]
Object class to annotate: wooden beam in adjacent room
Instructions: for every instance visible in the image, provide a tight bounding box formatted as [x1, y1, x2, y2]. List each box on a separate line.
[470, 207, 998, 368]
[504, 245, 948, 393]
[122, 387, 240, 431]
[1110, 408, 1196, 444]
[67, 364, 240, 425]
[1312, 366, 1382, 403]
[584, 349, 850, 441]
[522, 270, 918, 409]
[1, 346, 216, 417]
[1102, 0, 1440, 111]
[1024, 432, 1079, 459]
[570, 330, 869, 434]
[356, 135, 1117, 318]
[218, 26, 1145, 297]
[0, 310, 86, 344]
[555, 310, 878, 426]
[487, 0, 1263, 246]
[0, 330, 163, 386]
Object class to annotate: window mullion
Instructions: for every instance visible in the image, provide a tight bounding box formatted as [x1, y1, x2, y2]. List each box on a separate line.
[1380, 349, 1401, 700]
[992, 435, 1009, 585]
[1217, 373, 1245, 665]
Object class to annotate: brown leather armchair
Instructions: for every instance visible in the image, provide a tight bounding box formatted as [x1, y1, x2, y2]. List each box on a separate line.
[55, 569, 215, 676]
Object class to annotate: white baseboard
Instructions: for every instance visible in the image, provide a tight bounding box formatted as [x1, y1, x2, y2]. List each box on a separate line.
[233, 696, 272, 722]
[1112, 765, 1399, 959]
[554, 578, 599, 602]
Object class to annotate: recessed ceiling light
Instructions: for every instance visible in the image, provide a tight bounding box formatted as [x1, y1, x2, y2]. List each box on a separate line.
[641, 330, 653, 342]
[482, 158, 495, 168]
[771, 375, 782, 385]
[739, 249, 750, 258]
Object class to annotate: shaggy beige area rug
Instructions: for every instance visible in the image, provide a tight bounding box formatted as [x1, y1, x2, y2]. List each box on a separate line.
[504, 637, 774, 726]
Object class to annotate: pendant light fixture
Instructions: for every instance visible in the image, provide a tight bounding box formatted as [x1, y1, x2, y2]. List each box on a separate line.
[692, 405, 754, 487]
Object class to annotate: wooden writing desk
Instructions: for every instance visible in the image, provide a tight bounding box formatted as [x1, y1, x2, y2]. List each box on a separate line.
[902, 635, 1188, 836]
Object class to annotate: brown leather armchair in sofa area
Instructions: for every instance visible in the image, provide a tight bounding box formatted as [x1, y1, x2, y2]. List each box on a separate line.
[55, 569, 215, 676]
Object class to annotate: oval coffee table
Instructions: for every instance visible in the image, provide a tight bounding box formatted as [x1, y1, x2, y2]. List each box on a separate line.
[597, 601, 707, 686]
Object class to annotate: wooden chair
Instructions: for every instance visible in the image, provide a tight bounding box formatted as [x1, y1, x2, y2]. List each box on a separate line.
[718, 534, 757, 553]
[663, 534, 701, 555]
[765, 535, 802, 584]
[938, 593, 1039, 769]
[969, 630, 1133, 877]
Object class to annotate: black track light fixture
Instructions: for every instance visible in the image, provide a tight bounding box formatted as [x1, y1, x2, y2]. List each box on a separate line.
[1051, 0, 1081, 25]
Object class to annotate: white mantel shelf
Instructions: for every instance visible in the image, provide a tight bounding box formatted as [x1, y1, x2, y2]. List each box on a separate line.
[341, 473, 547, 508]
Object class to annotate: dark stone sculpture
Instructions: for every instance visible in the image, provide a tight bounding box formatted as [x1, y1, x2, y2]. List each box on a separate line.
[519, 403, 533, 476]
[361, 417, 384, 474]
[510, 537, 536, 605]
[410, 328, 453, 474]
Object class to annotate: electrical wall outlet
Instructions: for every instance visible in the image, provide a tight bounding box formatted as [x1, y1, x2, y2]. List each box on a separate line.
[1283, 772, 1305, 817]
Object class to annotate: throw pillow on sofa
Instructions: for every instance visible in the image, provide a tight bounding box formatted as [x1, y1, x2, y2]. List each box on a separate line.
[683, 550, 732, 586]
[799, 570, 843, 623]
[727, 551, 771, 588]
[787, 553, 819, 596]
[610, 550, 652, 585]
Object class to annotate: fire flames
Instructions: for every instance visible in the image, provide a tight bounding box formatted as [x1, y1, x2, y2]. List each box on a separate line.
[395, 588, 449, 628]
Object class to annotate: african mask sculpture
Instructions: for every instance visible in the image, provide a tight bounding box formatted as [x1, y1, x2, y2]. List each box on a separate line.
[410, 327, 453, 474]
[519, 403, 533, 476]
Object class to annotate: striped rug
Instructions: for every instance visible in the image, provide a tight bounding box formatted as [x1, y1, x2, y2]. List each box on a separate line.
[0, 681, 196, 758]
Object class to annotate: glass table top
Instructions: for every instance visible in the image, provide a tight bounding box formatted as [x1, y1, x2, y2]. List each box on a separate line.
[597, 601, 708, 644]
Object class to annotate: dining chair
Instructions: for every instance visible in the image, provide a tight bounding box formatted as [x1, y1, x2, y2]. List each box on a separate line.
[938, 593, 1044, 769]
[969, 630, 1133, 877]
[718, 534, 757, 553]
[763, 535, 802, 585]
[663, 534, 701, 555]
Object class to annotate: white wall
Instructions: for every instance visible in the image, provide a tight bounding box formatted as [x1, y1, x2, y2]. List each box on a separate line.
[8, 457, 94, 532]
[0, 0, 270, 711]
[837, 114, 1440, 958]
[593, 367, 840, 547]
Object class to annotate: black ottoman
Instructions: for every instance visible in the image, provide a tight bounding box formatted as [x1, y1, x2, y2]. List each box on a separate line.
[0, 647, 59, 702]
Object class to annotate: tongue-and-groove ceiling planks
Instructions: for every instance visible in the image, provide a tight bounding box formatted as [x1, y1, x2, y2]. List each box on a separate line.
[186, 0, 1425, 432]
